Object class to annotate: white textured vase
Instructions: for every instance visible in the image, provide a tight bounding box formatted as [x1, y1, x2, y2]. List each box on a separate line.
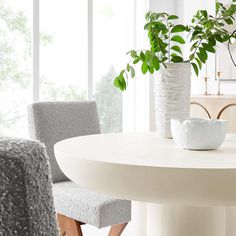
[155, 63, 191, 138]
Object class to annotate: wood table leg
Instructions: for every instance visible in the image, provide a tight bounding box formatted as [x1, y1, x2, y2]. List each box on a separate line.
[108, 223, 128, 236]
[57, 213, 83, 236]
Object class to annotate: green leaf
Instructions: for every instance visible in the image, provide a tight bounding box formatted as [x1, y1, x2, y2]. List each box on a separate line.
[157, 38, 168, 49]
[133, 58, 140, 64]
[162, 28, 169, 35]
[155, 22, 168, 31]
[130, 66, 135, 78]
[157, 39, 168, 54]
[202, 43, 215, 53]
[215, 34, 224, 43]
[196, 10, 200, 18]
[152, 56, 160, 71]
[120, 70, 125, 76]
[191, 62, 199, 76]
[197, 53, 206, 63]
[114, 76, 122, 90]
[195, 57, 202, 69]
[209, 37, 216, 46]
[192, 30, 201, 38]
[167, 15, 179, 20]
[171, 53, 178, 57]
[222, 35, 230, 42]
[171, 45, 182, 54]
[171, 35, 185, 44]
[144, 22, 151, 30]
[119, 73, 127, 90]
[171, 24, 186, 33]
[126, 64, 130, 72]
[216, 2, 221, 12]
[171, 56, 184, 63]
[130, 50, 137, 57]
[199, 47, 208, 60]
[200, 10, 208, 18]
[145, 11, 151, 20]
[114, 74, 126, 91]
[140, 52, 145, 61]
[218, 22, 225, 27]
[145, 51, 153, 62]
[148, 66, 154, 74]
[225, 18, 234, 25]
[189, 53, 194, 61]
[204, 21, 214, 29]
[185, 25, 191, 32]
[141, 61, 148, 74]
[162, 56, 168, 62]
[190, 41, 199, 51]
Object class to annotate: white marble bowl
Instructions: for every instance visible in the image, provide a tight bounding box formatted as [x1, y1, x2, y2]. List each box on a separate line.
[171, 118, 227, 150]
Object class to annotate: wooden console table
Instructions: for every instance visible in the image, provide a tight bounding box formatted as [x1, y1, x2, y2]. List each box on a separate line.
[190, 94, 236, 132]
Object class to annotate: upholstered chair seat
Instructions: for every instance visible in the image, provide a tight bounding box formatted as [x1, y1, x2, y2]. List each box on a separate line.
[53, 181, 131, 228]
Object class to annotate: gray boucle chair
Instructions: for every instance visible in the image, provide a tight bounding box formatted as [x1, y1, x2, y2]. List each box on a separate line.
[0, 137, 58, 236]
[27, 101, 131, 236]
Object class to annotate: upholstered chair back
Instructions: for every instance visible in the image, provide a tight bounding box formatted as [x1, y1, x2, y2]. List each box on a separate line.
[28, 101, 101, 183]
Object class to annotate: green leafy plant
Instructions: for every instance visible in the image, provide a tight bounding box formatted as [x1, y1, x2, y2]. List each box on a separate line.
[114, 12, 186, 91]
[188, 0, 236, 75]
[114, 0, 236, 91]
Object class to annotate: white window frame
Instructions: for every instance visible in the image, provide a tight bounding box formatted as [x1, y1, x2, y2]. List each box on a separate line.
[32, 0, 94, 101]
[33, 0, 39, 101]
[87, 0, 93, 100]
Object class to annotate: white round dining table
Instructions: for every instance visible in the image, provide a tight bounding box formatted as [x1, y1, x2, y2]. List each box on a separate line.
[54, 132, 236, 236]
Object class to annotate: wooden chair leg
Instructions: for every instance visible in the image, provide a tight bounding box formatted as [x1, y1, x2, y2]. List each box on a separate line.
[57, 213, 83, 236]
[108, 223, 128, 236]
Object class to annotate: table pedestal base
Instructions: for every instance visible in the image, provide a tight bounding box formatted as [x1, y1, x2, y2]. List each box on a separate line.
[131, 203, 236, 236]
[147, 204, 226, 236]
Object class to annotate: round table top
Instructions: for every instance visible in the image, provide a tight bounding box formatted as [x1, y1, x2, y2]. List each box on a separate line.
[54, 132, 236, 206]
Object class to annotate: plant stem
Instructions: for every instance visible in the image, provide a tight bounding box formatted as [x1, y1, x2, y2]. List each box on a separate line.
[228, 30, 236, 67]
[191, 38, 202, 61]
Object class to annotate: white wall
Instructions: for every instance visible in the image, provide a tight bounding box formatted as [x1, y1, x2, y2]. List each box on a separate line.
[149, 0, 176, 13]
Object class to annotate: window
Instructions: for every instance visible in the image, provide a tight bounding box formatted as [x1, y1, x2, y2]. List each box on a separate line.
[40, 0, 88, 101]
[0, 0, 139, 137]
[0, 0, 32, 137]
[93, 0, 135, 133]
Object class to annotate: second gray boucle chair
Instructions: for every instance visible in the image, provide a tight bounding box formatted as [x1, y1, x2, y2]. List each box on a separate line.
[28, 101, 131, 236]
[0, 137, 58, 236]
